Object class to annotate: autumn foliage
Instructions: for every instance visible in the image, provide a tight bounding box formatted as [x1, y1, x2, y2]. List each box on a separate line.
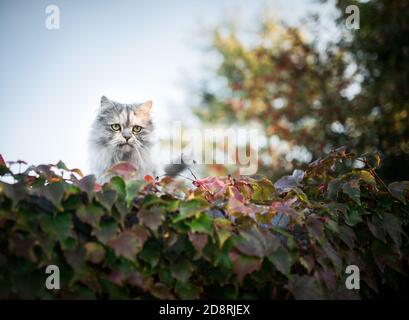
[0, 148, 408, 299]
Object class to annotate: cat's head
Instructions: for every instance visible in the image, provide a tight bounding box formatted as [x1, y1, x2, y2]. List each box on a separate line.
[91, 96, 154, 153]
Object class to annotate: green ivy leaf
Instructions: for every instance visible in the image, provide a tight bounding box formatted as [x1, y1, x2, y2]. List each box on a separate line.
[92, 220, 118, 244]
[342, 180, 361, 205]
[345, 209, 363, 227]
[173, 198, 209, 222]
[186, 214, 213, 235]
[267, 246, 291, 275]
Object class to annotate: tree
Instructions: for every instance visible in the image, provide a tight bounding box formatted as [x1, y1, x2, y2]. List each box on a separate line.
[335, 0, 409, 182]
[194, 19, 356, 179]
[194, 0, 409, 182]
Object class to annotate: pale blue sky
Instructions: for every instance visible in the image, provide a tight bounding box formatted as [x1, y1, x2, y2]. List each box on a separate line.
[0, 0, 337, 173]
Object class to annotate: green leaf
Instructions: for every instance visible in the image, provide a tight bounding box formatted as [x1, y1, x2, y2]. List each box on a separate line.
[92, 220, 118, 244]
[96, 187, 117, 211]
[213, 218, 233, 247]
[125, 180, 144, 207]
[175, 281, 202, 299]
[187, 214, 213, 235]
[382, 213, 402, 247]
[327, 178, 342, 200]
[345, 209, 363, 227]
[140, 239, 161, 267]
[170, 258, 193, 283]
[267, 246, 291, 275]
[110, 176, 126, 200]
[56, 160, 69, 170]
[342, 180, 361, 205]
[77, 205, 103, 227]
[173, 198, 209, 222]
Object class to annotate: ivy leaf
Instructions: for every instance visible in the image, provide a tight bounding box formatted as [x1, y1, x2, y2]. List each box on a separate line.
[0, 181, 27, 208]
[267, 246, 291, 275]
[150, 283, 175, 300]
[213, 218, 232, 247]
[140, 239, 161, 267]
[109, 161, 138, 180]
[138, 208, 164, 231]
[38, 182, 65, 210]
[274, 170, 304, 194]
[108, 229, 147, 260]
[287, 275, 324, 300]
[187, 214, 213, 235]
[338, 225, 356, 249]
[56, 160, 69, 170]
[228, 249, 262, 283]
[388, 181, 409, 204]
[321, 241, 343, 274]
[233, 226, 265, 258]
[170, 258, 193, 282]
[306, 216, 324, 242]
[84, 242, 105, 264]
[92, 220, 118, 244]
[327, 178, 342, 200]
[110, 176, 126, 200]
[249, 176, 276, 201]
[77, 205, 103, 228]
[76, 175, 96, 194]
[372, 240, 402, 273]
[175, 281, 202, 299]
[174, 198, 209, 222]
[8, 233, 37, 262]
[125, 180, 144, 207]
[345, 209, 363, 227]
[342, 180, 361, 205]
[96, 187, 117, 211]
[188, 232, 208, 252]
[382, 213, 402, 247]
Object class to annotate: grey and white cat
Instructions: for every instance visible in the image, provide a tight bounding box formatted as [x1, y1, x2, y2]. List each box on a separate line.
[89, 96, 186, 184]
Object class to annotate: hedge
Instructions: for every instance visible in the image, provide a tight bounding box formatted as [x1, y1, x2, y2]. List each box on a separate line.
[0, 148, 408, 299]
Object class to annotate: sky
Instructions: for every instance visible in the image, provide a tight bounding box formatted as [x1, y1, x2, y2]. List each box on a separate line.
[0, 0, 338, 174]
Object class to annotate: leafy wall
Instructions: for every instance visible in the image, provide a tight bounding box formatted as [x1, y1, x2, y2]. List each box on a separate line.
[0, 149, 408, 299]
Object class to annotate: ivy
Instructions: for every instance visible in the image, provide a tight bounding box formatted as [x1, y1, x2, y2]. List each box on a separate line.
[0, 149, 408, 299]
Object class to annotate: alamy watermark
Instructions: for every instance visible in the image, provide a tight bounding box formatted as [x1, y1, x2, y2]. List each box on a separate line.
[165, 121, 259, 175]
[45, 265, 60, 290]
[345, 264, 360, 290]
[345, 5, 360, 30]
[45, 5, 60, 30]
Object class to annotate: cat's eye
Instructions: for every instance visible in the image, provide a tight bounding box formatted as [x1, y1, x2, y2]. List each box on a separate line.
[111, 123, 121, 131]
[132, 125, 142, 134]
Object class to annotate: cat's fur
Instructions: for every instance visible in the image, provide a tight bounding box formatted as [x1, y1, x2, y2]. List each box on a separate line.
[89, 96, 187, 184]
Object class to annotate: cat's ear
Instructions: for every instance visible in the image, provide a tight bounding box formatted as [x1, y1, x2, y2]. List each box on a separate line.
[100, 96, 113, 109]
[137, 100, 153, 115]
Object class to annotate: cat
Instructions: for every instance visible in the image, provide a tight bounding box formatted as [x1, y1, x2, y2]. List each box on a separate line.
[88, 96, 187, 184]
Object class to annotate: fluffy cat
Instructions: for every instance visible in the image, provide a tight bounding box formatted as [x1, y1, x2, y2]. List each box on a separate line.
[89, 96, 187, 184]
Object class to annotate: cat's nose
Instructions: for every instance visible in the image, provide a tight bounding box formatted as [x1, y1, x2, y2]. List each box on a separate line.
[122, 130, 132, 141]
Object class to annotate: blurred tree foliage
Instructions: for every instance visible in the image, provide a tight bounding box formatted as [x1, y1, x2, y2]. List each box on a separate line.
[194, 0, 409, 182]
[335, 0, 409, 182]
